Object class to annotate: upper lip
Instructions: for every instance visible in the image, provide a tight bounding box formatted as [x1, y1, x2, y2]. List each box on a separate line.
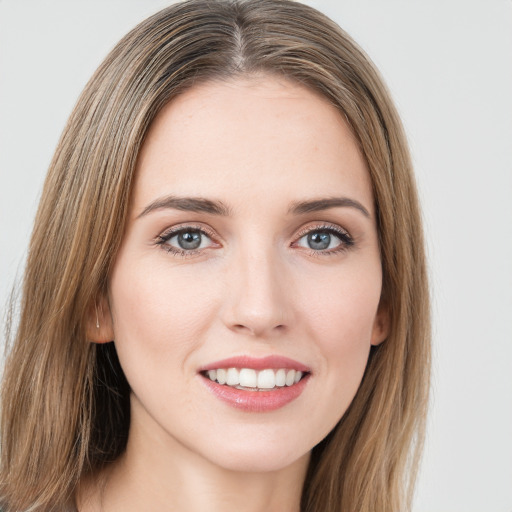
[199, 355, 311, 373]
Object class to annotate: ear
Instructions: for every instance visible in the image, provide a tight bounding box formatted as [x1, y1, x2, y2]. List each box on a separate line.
[370, 301, 390, 346]
[86, 295, 115, 344]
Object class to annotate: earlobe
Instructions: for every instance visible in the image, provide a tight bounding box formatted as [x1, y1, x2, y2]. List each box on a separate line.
[86, 296, 115, 344]
[371, 303, 390, 346]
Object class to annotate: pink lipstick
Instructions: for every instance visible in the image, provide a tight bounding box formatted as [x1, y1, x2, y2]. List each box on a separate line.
[199, 355, 311, 412]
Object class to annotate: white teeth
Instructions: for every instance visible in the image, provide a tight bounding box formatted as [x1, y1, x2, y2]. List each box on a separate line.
[205, 367, 306, 389]
[239, 368, 257, 387]
[216, 368, 227, 385]
[285, 369, 296, 386]
[275, 368, 286, 387]
[257, 369, 276, 389]
[226, 368, 239, 386]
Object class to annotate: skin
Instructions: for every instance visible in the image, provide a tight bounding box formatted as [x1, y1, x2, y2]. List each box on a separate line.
[82, 75, 389, 512]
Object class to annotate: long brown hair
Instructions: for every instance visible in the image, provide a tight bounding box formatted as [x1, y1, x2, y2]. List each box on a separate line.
[0, 1, 430, 510]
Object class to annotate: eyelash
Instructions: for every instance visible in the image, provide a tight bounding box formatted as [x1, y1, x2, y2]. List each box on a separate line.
[154, 223, 355, 258]
[155, 224, 217, 258]
[293, 224, 355, 257]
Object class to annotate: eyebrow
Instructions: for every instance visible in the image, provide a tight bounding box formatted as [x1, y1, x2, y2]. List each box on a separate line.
[288, 197, 371, 218]
[137, 195, 370, 219]
[137, 195, 231, 218]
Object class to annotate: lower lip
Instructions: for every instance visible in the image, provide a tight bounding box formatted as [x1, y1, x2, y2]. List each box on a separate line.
[201, 374, 310, 412]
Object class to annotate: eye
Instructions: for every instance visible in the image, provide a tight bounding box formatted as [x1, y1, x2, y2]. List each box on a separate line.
[294, 225, 354, 253]
[169, 229, 207, 250]
[156, 226, 216, 255]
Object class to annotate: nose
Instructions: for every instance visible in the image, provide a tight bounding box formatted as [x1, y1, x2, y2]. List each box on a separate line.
[221, 245, 293, 338]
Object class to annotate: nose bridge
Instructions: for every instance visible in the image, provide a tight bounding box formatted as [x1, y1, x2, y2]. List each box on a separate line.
[223, 239, 291, 336]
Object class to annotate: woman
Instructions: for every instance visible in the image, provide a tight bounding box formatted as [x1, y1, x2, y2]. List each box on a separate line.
[0, 1, 430, 511]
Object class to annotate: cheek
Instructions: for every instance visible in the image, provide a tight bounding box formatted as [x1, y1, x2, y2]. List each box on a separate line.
[313, 298, 375, 389]
[301, 263, 382, 350]
[107, 257, 219, 375]
[299, 263, 382, 408]
[106, 258, 223, 427]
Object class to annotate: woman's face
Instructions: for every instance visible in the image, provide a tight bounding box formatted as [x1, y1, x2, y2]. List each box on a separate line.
[104, 76, 388, 473]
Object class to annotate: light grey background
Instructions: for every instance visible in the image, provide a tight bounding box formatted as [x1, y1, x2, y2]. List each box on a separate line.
[1, 1, 511, 511]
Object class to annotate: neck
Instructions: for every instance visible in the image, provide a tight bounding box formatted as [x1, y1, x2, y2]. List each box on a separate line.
[78, 399, 309, 512]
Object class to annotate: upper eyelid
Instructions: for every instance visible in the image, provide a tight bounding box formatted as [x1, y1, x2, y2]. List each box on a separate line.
[157, 223, 217, 240]
[293, 222, 351, 238]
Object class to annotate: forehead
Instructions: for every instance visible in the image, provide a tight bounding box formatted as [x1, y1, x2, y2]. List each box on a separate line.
[133, 75, 373, 215]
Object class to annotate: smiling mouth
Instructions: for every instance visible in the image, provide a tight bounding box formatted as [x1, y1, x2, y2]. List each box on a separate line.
[201, 367, 308, 391]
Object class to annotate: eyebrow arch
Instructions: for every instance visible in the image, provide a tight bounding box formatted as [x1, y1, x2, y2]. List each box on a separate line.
[137, 195, 231, 218]
[288, 197, 371, 218]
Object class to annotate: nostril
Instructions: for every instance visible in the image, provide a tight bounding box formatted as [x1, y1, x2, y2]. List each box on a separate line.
[231, 323, 286, 335]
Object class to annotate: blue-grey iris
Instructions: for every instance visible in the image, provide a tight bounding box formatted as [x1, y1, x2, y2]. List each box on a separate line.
[178, 230, 202, 250]
[308, 231, 331, 250]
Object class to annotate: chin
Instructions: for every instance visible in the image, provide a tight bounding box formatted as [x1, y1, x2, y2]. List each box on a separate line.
[186, 426, 315, 474]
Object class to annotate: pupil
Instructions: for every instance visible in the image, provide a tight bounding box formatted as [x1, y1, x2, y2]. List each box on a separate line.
[178, 231, 201, 250]
[308, 231, 330, 250]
